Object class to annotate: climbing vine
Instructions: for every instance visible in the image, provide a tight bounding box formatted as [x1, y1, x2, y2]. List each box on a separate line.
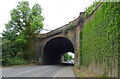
[62, 22, 77, 34]
[80, 2, 120, 75]
[85, 1, 100, 18]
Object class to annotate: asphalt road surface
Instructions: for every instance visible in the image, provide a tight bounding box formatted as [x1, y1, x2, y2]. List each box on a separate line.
[2, 64, 75, 78]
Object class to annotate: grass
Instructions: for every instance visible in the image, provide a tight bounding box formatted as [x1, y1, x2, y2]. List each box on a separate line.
[99, 74, 108, 77]
[74, 67, 98, 77]
[74, 67, 110, 78]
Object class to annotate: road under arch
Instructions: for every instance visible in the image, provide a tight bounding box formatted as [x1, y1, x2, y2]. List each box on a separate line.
[43, 37, 74, 65]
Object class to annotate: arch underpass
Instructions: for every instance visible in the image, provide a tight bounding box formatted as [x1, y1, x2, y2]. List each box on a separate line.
[36, 12, 85, 66]
[42, 37, 74, 65]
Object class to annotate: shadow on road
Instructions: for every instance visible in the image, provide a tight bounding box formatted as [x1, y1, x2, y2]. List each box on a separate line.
[60, 63, 74, 66]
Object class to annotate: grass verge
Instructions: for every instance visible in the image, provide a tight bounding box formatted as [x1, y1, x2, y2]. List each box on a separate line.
[74, 67, 98, 77]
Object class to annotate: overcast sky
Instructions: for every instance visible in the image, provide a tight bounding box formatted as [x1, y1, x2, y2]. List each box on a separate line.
[0, 0, 95, 36]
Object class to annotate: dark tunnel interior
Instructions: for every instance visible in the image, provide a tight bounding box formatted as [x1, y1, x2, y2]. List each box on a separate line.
[43, 37, 74, 65]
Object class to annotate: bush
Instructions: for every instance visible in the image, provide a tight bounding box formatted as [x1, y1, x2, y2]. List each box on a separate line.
[2, 39, 28, 66]
[7, 57, 28, 65]
[2, 39, 15, 65]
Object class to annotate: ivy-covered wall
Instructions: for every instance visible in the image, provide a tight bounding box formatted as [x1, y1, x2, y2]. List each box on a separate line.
[80, 2, 120, 77]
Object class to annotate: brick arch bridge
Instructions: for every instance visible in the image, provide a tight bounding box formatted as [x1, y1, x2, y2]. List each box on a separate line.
[36, 12, 85, 65]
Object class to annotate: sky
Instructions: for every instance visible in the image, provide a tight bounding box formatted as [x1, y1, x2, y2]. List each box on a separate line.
[0, 0, 95, 36]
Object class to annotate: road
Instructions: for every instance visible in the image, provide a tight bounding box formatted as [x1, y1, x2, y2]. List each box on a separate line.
[2, 64, 76, 78]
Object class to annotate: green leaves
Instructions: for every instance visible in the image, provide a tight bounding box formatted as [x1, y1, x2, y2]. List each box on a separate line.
[63, 53, 73, 61]
[85, 2, 100, 18]
[2, 1, 44, 65]
[80, 2, 119, 73]
[32, 4, 42, 16]
[8, 1, 44, 37]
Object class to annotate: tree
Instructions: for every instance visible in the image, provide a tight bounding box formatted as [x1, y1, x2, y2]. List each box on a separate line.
[5, 1, 44, 38]
[2, 1, 44, 64]
[63, 53, 69, 61]
[69, 55, 73, 61]
[63, 53, 74, 61]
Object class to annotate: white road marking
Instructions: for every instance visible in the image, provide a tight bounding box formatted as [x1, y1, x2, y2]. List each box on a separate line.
[53, 67, 65, 77]
[53, 66, 75, 78]
[30, 65, 56, 77]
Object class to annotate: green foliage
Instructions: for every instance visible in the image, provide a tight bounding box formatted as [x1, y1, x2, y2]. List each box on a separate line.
[80, 2, 119, 74]
[2, 1, 44, 65]
[8, 1, 44, 37]
[0, 37, 2, 43]
[63, 53, 73, 61]
[22, 40, 36, 61]
[80, 30, 83, 65]
[7, 57, 28, 65]
[69, 23, 76, 30]
[62, 29, 68, 34]
[62, 22, 76, 34]
[2, 27, 18, 41]
[2, 39, 28, 66]
[85, 2, 100, 18]
[63, 53, 70, 61]
[2, 39, 15, 65]
[69, 55, 73, 61]
[14, 35, 28, 52]
[99, 74, 108, 77]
